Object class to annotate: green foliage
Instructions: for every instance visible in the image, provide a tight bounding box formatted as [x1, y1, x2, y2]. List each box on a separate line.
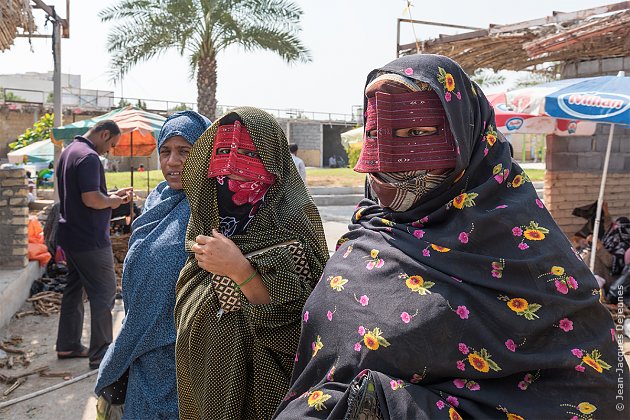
[471, 68, 506, 88]
[135, 99, 147, 110]
[169, 103, 192, 112]
[118, 98, 131, 108]
[513, 72, 555, 89]
[46, 92, 54, 103]
[347, 142, 362, 169]
[9, 113, 54, 151]
[0, 87, 26, 102]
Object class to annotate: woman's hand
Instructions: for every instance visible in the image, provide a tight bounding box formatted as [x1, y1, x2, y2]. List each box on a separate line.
[192, 229, 271, 304]
[192, 229, 249, 278]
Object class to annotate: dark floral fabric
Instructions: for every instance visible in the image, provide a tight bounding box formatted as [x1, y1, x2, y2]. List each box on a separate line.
[274, 55, 629, 420]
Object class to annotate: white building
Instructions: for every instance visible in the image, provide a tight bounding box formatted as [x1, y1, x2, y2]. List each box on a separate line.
[0, 72, 113, 109]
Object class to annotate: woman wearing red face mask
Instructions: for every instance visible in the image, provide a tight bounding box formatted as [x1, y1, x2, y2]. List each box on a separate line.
[273, 55, 628, 419]
[174, 108, 329, 420]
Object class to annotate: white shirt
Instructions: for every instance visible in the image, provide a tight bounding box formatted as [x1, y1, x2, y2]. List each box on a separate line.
[291, 154, 306, 182]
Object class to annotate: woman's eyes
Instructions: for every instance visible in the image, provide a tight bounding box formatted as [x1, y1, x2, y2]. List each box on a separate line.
[216, 148, 259, 158]
[395, 127, 437, 137]
[367, 127, 438, 139]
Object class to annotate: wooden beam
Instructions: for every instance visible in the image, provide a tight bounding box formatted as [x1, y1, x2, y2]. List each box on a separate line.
[398, 18, 484, 31]
[489, 1, 630, 34]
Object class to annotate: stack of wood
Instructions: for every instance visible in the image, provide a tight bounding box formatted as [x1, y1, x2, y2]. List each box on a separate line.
[0, 0, 36, 52]
[111, 234, 131, 291]
[17, 291, 63, 317]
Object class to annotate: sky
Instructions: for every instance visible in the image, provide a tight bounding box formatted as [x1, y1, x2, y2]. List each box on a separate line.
[0, 0, 618, 116]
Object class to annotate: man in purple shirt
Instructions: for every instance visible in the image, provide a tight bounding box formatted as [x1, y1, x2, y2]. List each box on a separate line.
[55, 120, 132, 370]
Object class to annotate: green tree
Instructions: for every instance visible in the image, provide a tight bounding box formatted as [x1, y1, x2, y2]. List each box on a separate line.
[169, 102, 192, 112]
[136, 99, 148, 110]
[9, 113, 54, 151]
[118, 98, 131, 108]
[100, 0, 311, 120]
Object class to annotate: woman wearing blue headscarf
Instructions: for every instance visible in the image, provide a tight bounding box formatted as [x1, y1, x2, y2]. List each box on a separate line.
[95, 111, 210, 419]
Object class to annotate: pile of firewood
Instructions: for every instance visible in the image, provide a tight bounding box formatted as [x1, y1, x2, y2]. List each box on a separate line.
[111, 234, 131, 291]
[16, 291, 63, 318]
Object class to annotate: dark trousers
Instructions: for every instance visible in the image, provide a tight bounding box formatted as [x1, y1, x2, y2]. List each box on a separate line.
[56, 246, 116, 364]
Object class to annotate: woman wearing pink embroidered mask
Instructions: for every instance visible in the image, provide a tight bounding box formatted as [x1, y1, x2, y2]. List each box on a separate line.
[274, 55, 627, 419]
[357, 71, 457, 212]
[174, 108, 328, 420]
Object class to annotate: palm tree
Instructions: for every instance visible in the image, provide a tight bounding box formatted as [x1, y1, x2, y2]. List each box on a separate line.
[100, 0, 311, 119]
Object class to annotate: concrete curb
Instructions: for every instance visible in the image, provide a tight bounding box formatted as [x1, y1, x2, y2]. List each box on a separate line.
[0, 262, 44, 329]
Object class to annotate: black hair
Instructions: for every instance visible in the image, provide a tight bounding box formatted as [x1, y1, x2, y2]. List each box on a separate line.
[89, 120, 121, 137]
[289, 143, 298, 154]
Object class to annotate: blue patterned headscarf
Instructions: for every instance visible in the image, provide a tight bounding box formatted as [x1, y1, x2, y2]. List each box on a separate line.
[96, 110, 210, 418]
[158, 110, 211, 149]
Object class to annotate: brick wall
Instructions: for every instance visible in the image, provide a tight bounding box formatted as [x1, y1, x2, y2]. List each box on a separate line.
[0, 107, 39, 157]
[544, 124, 630, 237]
[0, 167, 28, 268]
[0, 106, 97, 159]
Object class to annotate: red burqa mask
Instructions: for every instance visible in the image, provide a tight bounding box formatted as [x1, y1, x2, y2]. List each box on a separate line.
[354, 90, 457, 173]
[207, 121, 276, 184]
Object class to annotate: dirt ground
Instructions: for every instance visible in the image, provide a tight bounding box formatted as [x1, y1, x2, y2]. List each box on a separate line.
[0, 299, 125, 419]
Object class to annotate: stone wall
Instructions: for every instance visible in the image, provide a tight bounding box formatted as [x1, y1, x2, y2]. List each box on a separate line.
[0, 167, 28, 268]
[544, 124, 630, 238]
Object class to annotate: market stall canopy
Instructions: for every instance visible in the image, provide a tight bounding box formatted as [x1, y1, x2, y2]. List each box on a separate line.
[340, 126, 364, 150]
[7, 139, 53, 164]
[51, 106, 166, 157]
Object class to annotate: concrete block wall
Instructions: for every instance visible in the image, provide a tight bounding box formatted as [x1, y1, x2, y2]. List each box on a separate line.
[0, 167, 29, 268]
[544, 124, 630, 238]
[562, 57, 630, 78]
[279, 119, 322, 167]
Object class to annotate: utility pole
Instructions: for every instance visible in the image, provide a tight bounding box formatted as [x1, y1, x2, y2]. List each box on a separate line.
[29, 0, 69, 201]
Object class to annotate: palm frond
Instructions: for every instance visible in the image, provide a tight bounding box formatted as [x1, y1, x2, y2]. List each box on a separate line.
[471, 68, 506, 88]
[99, 0, 158, 22]
[235, 24, 311, 63]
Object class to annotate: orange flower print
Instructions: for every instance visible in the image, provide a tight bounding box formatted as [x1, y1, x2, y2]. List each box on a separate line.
[458, 345, 501, 373]
[513, 221, 549, 250]
[582, 355, 603, 373]
[307, 390, 332, 411]
[468, 353, 490, 373]
[437, 67, 460, 101]
[507, 298, 528, 313]
[506, 414, 524, 420]
[450, 192, 478, 210]
[512, 175, 523, 187]
[362, 327, 390, 351]
[453, 194, 467, 209]
[445, 74, 456, 92]
[328, 275, 348, 291]
[449, 407, 463, 420]
[500, 295, 541, 320]
[523, 229, 545, 241]
[486, 133, 497, 146]
[401, 273, 434, 295]
[431, 244, 450, 252]
[508, 171, 530, 188]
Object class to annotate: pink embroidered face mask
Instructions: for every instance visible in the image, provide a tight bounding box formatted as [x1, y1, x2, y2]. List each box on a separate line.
[354, 89, 457, 173]
[207, 121, 276, 184]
